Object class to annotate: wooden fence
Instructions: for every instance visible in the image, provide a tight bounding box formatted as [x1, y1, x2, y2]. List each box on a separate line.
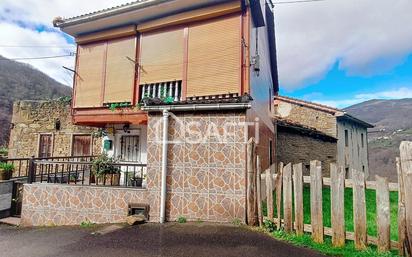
[247, 139, 412, 255]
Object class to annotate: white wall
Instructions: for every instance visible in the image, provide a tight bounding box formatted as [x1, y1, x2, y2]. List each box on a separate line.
[337, 121, 369, 179]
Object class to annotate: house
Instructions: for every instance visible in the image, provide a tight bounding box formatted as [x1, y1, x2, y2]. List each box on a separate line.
[274, 95, 374, 178]
[19, 0, 279, 226]
[8, 100, 101, 162]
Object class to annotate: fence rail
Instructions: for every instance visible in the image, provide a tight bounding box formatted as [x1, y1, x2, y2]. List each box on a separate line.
[247, 139, 411, 255]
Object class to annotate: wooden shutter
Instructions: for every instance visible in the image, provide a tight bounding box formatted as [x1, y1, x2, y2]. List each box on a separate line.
[187, 15, 241, 97]
[72, 135, 92, 156]
[104, 37, 136, 104]
[75, 43, 106, 108]
[139, 29, 184, 84]
[38, 134, 52, 158]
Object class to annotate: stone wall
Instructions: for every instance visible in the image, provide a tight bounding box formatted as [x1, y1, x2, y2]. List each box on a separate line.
[147, 111, 247, 223]
[8, 100, 101, 159]
[277, 130, 337, 176]
[21, 184, 151, 226]
[275, 100, 337, 137]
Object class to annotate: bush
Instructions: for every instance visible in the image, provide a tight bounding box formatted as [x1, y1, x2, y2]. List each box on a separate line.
[80, 220, 95, 228]
[177, 216, 187, 223]
[0, 147, 7, 157]
[92, 153, 120, 178]
[263, 219, 276, 232]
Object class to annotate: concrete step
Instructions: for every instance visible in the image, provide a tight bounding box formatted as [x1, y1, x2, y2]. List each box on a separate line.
[0, 217, 21, 226]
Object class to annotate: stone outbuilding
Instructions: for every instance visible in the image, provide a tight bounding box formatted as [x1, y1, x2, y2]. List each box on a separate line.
[274, 95, 374, 178]
[8, 99, 101, 159]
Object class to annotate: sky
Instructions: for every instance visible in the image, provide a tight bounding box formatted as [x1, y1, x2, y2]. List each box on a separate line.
[0, 0, 412, 108]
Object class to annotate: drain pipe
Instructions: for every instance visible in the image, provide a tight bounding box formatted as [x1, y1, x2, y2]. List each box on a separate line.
[160, 109, 169, 223]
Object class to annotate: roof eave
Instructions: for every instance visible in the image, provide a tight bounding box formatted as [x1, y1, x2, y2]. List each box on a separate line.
[336, 113, 375, 128]
[54, 0, 169, 28]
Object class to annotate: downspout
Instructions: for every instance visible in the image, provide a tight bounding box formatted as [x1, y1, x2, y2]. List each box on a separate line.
[160, 109, 169, 223]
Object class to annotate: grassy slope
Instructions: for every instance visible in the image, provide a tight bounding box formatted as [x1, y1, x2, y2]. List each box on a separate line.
[262, 186, 399, 256]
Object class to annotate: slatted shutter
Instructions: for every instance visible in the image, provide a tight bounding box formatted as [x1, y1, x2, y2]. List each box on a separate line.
[139, 29, 184, 84]
[186, 15, 241, 96]
[104, 37, 136, 104]
[72, 135, 92, 156]
[75, 43, 106, 108]
[38, 134, 52, 158]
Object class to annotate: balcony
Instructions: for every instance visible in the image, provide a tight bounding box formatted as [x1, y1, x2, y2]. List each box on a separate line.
[139, 80, 183, 103]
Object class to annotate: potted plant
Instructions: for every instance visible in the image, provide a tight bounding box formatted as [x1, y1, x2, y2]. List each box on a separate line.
[0, 162, 14, 180]
[92, 154, 120, 186]
[130, 174, 143, 187]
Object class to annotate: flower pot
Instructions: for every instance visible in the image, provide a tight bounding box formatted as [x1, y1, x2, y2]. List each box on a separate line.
[0, 168, 11, 180]
[131, 178, 143, 187]
[97, 173, 120, 186]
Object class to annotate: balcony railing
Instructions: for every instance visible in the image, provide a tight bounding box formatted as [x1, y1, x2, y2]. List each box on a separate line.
[139, 80, 182, 102]
[31, 160, 146, 188]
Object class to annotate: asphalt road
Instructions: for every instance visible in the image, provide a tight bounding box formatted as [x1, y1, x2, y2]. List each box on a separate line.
[0, 223, 325, 257]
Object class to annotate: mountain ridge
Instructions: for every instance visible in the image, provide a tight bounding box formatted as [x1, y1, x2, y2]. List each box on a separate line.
[0, 55, 72, 146]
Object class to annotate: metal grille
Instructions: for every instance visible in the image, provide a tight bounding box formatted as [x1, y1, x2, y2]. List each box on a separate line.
[120, 135, 140, 162]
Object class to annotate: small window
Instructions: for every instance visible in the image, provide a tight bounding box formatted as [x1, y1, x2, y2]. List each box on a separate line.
[344, 130, 349, 147]
[269, 139, 273, 165]
[345, 167, 349, 177]
[38, 134, 52, 158]
[361, 133, 364, 148]
[362, 165, 365, 173]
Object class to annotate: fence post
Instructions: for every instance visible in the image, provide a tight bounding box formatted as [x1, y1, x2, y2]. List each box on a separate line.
[246, 138, 256, 226]
[283, 163, 293, 232]
[353, 168, 367, 250]
[27, 156, 35, 184]
[376, 175, 390, 252]
[400, 141, 412, 255]
[275, 162, 284, 229]
[256, 156, 263, 227]
[293, 163, 304, 236]
[310, 160, 323, 243]
[397, 157, 407, 256]
[331, 163, 345, 247]
[265, 165, 274, 221]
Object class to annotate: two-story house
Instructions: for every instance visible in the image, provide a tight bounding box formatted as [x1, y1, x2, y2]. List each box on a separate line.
[20, 0, 279, 226]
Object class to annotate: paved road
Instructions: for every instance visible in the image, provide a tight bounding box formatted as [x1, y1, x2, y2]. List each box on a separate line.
[0, 223, 325, 257]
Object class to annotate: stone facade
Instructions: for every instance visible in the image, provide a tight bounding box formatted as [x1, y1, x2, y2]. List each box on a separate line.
[276, 129, 337, 176]
[21, 184, 150, 226]
[8, 100, 101, 159]
[21, 110, 251, 226]
[147, 111, 247, 223]
[274, 99, 337, 137]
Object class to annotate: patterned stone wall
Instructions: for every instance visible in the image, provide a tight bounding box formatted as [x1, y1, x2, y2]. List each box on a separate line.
[147, 111, 247, 223]
[275, 100, 337, 137]
[8, 100, 101, 159]
[21, 184, 151, 226]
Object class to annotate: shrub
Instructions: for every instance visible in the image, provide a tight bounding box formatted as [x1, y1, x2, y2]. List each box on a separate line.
[0, 147, 7, 156]
[232, 218, 242, 226]
[92, 153, 120, 178]
[263, 219, 276, 232]
[177, 216, 187, 223]
[80, 220, 95, 228]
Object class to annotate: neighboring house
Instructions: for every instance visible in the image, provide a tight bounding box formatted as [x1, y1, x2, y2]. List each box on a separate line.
[276, 118, 337, 176]
[274, 95, 374, 178]
[8, 100, 101, 160]
[19, 0, 279, 226]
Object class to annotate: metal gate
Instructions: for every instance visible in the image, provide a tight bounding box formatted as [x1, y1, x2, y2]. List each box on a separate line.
[120, 135, 140, 162]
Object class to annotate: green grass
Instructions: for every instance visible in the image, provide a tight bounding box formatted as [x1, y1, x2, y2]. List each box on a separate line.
[262, 186, 400, 256]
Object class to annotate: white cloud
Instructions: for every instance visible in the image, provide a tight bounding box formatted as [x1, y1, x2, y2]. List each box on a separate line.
[275, 0, 412, 88]
[0, 0, 131, 86]
[310, 87, 412, 108]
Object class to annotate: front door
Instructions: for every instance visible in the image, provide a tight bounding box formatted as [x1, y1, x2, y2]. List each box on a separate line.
[120, 135, 140, 162]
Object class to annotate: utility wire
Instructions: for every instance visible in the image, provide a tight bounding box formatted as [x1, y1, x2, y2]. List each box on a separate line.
[0, 45, 75, 48]
[0, 54, 75, 61]
[274, 0, 327, 4]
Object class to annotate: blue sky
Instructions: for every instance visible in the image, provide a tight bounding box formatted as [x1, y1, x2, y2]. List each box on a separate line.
[1, 0, 412, 109]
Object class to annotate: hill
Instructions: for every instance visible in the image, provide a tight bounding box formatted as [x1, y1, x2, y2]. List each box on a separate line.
[0, 56, 71, 146]
[345, 98, 412, 181]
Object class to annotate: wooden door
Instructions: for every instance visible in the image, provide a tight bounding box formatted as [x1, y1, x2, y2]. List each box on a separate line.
[38, 134, 52, 158]
[72, 135, 92, 156]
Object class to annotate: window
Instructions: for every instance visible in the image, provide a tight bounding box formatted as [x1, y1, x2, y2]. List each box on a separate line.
[361, 133, 364, 148]
[38, 134, 52, 158]
[344, 129, 349, 147]
[72, 135, 92, 157]
[269, 139, 273, 165]
[362, 165, 365, 173]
